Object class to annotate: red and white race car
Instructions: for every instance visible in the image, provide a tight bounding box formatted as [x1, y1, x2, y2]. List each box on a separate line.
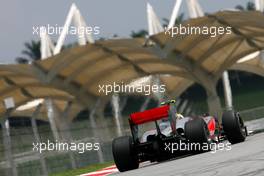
[112, 100, 247, 172]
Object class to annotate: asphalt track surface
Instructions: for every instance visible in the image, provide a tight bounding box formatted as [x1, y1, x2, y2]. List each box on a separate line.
[114, 133, 264, 176]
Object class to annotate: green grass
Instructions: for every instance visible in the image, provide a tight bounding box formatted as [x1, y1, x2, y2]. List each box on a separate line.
[49, 161, 114, 176]
[187, 85, 264, 117]
[233, 89, 264, 111]
[179, 73, 264, 116]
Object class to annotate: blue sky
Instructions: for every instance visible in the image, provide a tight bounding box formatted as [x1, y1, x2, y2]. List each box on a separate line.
[0, 0, 250, 63]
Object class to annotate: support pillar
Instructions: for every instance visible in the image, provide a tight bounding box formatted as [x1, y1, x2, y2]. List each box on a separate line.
[222, 71, 233, 110]
[58, 103, 73, 142]
[111, 94, 122, 137]
[45, 99, 60, 141]
[1, 111, 17, 176]
[89, 99, 105, 163]
[94, 98, 108, 118]
[178, 100, 188, 113]
[260, 50, 264, 65]
[206, 89, 223, 123]
[31, 104, 48, 176]
[120, 96, 128, 113]
[152, 76, 165, 105]
[140, 97, 151, 112]
[58, 102, 77, 169]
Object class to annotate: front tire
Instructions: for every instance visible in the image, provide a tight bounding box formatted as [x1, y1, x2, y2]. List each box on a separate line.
[222, 110, 246, 144]
[185, 118, 210, 152]
[112, 136, 139, 172]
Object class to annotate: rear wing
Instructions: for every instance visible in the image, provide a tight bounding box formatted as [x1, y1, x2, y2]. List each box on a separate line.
[130, 105, 169, 125]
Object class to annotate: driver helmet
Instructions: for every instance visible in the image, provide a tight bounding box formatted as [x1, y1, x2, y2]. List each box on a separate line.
[176, 113, 184, 119]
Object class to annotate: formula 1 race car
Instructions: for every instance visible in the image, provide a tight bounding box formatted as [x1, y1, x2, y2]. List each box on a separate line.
[112, 100, 247, 172]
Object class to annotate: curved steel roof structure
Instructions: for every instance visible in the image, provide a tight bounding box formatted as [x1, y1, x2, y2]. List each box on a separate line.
[12, 100, 82, 121]
[232, 54, 264, 77]
[0, 65, 75, 118]
[31, 38, 190, 102]
[0, 39, 192, 120]
[149, 10, 264, 94]
[0, 11, 263, 120]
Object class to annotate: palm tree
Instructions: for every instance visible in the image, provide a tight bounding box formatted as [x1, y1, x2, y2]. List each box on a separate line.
[15, 57, 29, 64]
[131, 29, 148, 38]
[16, 40, 41, 64]
[235, 2, 255, 11]
[15, 40, 77, 64]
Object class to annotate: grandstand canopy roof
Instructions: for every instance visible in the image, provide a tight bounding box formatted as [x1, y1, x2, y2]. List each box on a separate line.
[32, 38, 190, 100]
[12, 100, 82, 121]
[150, 11, 264, 84]
[0, 39, 192, 119]
[0, 11, 264, 119]
[232, 53, 264, 76]
[0, 64, 75, 118]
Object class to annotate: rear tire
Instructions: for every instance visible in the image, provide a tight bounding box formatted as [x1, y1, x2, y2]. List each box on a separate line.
[222, 110, 246, 144]
[112, 136, 139, 172]
[185, 118, 210, 152]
